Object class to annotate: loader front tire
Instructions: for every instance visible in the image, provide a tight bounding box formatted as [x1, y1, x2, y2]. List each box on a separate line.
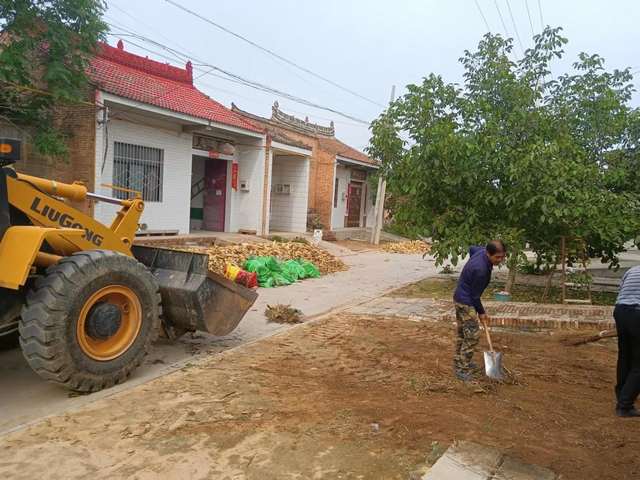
[19, 250, 161, 392]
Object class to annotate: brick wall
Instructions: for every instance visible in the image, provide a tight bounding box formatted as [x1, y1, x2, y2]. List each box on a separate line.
[262, 140, 271, 235]
[53, 104, 96, 215]
[0, 102, 96, 216]
[314, 148, 337, 229]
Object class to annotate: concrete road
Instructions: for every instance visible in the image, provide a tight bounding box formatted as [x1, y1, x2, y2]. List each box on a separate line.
[0, 250, 439, 434]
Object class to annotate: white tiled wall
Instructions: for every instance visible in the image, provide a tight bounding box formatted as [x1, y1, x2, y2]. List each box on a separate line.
[269, 154, 309, 232]
[228, 139, 266, 234]
[94, 117, 192, 234]
[94, 105, 268, 235]
[331, 164, 350, 230]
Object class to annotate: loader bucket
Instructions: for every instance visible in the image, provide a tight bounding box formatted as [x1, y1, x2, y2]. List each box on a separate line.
[131, 246, 258, 336]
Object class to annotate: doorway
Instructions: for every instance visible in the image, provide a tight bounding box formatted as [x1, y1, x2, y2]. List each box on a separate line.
[202, 159, 227, 231]
[347, 182, 362, 227]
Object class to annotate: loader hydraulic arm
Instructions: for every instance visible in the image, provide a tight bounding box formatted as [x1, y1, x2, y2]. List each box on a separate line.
[6, 172, 145, 256]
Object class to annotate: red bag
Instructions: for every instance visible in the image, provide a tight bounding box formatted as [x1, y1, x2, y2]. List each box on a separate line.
[234, 270, 258, 289]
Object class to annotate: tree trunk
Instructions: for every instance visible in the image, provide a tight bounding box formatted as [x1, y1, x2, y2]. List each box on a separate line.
[505, 244, 519, 293]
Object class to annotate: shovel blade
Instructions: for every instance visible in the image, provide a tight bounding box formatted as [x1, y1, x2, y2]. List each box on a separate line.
[483, 351, 504, 379]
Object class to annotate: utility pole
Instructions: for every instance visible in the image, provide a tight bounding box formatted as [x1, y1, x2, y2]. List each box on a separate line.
[370, 85, 395, 245]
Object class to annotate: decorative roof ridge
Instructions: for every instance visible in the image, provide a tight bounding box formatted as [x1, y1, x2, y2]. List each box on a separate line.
[270, 101, 335, 137]
[96, 41, 193, 85]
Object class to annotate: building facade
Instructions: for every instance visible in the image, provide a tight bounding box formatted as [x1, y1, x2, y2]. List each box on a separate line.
[89, 42, 269, 235]
[233, 102, 380, 232]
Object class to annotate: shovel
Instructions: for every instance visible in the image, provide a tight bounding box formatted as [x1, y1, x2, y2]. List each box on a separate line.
[480, 315, 504, 379]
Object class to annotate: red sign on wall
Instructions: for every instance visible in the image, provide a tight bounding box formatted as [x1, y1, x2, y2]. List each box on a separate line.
[345, 183, 351, 215]
[231, 163, 239, 191]
[209, 150, 219, 158]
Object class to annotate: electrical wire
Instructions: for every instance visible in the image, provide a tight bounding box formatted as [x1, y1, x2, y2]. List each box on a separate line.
[538, 0, 544, 29]
[163, 0, 386, 109]
[524, 0, 536, 36]
[106, 7, 363, 114]
[493, 0, 518, 60]
[104, 17, 375, 124]
[194, 79, 371, 128]
[505, 0, 525, 55]
[105, 30, 372, 125]
[474, 0, 491, 32]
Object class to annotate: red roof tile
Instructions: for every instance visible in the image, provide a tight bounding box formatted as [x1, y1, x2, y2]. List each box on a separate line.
[317, 136, 379, 166]
[88, 43, 263, 133]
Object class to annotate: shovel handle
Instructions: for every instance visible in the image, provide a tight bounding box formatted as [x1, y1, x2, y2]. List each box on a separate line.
[480, 315, 495, 354]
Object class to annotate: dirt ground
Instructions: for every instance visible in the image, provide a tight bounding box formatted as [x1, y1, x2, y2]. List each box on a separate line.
[1, 314, 637, 480]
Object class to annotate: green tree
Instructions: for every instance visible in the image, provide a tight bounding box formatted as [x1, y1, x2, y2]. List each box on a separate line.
[368, 27, 640, 292]
[0, 0, 107, 158]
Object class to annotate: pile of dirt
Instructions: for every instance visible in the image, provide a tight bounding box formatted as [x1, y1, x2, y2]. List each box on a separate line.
[381, 240, 431, 254]
[180, 242, 349, 276]
[265, 304, 303, 324]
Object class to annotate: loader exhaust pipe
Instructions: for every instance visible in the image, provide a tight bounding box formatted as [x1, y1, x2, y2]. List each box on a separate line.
[131, 246, 258, 336]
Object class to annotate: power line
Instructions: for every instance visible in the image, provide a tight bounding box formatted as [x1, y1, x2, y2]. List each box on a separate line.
[524, 0, 536, 36]
[505, 0, 525, 55]
[538, 0, 544, 29]
[493, 0, 518, 60]
[103, 15, 376, 126]
[106, 1, 364, 113]
[106, 32, 372, 125]
[193, 78, 371, 128]
[104, 22, 372, 124]
[474, 0, 491, 32]
[163, 0, 386, 109]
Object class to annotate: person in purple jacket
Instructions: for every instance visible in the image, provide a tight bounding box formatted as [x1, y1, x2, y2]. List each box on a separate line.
[453, 240, 506, 381]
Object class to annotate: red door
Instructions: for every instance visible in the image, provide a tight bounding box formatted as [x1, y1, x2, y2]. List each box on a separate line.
[203, 160, 226, 231]
[347, 183, 362, 227]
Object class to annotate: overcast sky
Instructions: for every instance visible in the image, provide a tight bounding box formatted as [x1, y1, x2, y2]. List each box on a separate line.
[105, 0, 640, 151]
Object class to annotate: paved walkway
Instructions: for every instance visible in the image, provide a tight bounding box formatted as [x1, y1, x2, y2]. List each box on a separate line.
[349, 297, 615, 331]
[0, 250, 438, 433]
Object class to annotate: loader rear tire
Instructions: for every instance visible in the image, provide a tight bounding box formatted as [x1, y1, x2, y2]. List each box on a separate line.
[19, 250, 161, 392]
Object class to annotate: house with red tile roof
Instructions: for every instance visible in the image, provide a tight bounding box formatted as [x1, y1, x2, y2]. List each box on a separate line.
[90, 41, 271, 235]
[232, 102, 380, 231]
[1, 37, 374, 235]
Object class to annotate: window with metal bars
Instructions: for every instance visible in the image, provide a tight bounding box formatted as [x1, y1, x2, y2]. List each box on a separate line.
[112, 142, 164, 202]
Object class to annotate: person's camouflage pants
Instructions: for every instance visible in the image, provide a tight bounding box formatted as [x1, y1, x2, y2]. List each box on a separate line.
[454, 302, 480, 373]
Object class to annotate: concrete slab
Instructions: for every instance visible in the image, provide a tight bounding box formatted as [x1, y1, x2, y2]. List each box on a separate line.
[423, 441, 557, 480]
[423, 441, 502, 479]
[498, 456, 556, 480]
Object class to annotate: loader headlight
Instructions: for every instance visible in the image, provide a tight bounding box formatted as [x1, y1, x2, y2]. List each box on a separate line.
[0, 138, 21, 162]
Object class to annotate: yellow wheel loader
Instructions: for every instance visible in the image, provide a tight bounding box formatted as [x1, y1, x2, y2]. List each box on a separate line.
[0, 139, 257, 392]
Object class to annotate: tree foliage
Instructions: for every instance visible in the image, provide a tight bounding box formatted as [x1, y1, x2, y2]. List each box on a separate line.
[0, 0, 107, 158]
[367, 27, 640, 287]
